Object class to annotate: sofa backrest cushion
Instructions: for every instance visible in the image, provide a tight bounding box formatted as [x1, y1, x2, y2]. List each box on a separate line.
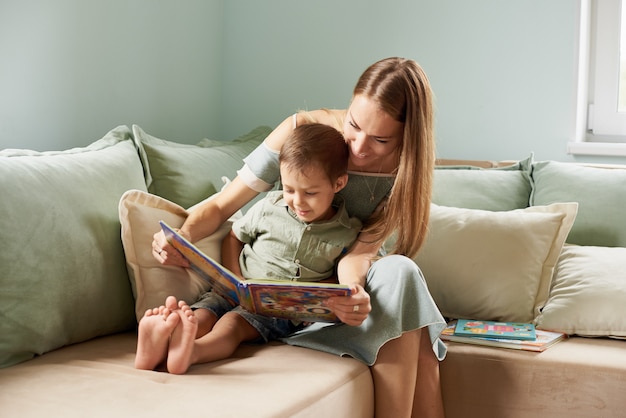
[0, 126, 146, 368]
[531, 161, 626, 247]
[132, 125, 272, 210]
[433, 154, 532, 211]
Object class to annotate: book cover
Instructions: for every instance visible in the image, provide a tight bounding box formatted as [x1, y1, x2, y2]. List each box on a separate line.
[454, 319, 537, 340]
[441, 321, 566, 352]
[160, 221, 350, 322]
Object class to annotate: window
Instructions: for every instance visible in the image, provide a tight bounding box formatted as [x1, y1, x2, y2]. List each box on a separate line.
[570, 0, 626, 156]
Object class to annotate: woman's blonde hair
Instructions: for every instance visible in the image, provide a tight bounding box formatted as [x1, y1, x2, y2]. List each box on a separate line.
[354, 57, 435, 258]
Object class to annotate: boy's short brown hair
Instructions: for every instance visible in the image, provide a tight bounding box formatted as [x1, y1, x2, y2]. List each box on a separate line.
[279, 123, 348, 182]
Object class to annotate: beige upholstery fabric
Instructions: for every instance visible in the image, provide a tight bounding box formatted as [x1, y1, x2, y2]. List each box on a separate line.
[0, 333, 373, 418]
[415, 203, 578, 322]
[119, 189, 241, 321]
[440, 337, 626, 418]
[536, 244, 626, 338]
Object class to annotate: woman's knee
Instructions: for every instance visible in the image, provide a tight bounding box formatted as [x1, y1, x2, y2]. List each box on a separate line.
[370, 254, 422, 277]
[366, 255, 427, 297]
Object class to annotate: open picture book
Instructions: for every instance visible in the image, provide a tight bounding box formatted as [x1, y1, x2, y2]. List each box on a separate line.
[160, 221, 351, 323]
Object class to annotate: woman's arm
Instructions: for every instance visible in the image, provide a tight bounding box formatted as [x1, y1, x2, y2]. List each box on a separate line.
[327, 232, 381, 326]
[153, 109, 346, 266]
[182, 177, 257, 242]
[153, 176, 259, 267]
[336, 236, 380, 287]
[153, 116, 293, 266]
[264, 109, 346, 150]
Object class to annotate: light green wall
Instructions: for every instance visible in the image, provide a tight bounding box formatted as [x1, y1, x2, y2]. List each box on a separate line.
[2, 0, 624, 164]
[221, 0, 617, 163]
[0, 0, 223, 151]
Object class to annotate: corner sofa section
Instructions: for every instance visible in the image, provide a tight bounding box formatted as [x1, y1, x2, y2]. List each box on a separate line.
[0, 125, 373, 417]
[428, 158, 626, 418]
[1, 125, 626, 418]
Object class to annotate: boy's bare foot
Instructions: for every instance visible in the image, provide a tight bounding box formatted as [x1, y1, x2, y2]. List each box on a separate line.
[135, 303, 180, 370]
[167, 300, 198, 374]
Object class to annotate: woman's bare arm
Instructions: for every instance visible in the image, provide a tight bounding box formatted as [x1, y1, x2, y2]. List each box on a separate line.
[327, 232, 380, 326]
[181, 177, 257, 242]
[153, 109, 346, 267]
[336, 236, 380, 287]
[152, 176, 258, 267]
[265, 109, 346, 150]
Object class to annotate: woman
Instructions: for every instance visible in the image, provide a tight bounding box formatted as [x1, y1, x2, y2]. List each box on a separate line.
[152, 57, 447, 418]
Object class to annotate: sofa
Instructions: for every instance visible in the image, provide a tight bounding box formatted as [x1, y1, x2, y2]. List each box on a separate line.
[1, 125, 625, 417]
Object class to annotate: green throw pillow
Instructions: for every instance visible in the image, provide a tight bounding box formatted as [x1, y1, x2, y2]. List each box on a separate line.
[433, 155, 533, 211]
[530, 161, 626, 247]
[133, 125, 272, 209]
[0, 126, 146, 368]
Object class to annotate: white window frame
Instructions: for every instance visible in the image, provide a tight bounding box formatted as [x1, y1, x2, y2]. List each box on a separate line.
[569, 0, 626, 156]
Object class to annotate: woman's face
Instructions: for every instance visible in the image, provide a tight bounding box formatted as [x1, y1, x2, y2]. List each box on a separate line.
[343, 94, 404, 173]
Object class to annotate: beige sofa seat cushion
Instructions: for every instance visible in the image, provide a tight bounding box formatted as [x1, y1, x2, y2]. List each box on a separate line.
[441, 337, 626, 418]
[0, 333, 373, 418]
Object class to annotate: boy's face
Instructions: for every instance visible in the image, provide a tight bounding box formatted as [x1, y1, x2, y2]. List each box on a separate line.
[280, 164, 346, 223]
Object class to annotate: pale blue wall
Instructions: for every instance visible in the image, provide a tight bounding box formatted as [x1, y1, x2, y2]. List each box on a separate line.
[2, 0, 624, 164]
[0, 0, 223, 151]
[221, 0, 618, 164]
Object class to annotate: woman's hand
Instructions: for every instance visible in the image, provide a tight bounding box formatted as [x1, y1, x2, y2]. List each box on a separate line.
[327, 284, 371, 326]
[330, 233, 379, 326]
[152, 229, 190, 267]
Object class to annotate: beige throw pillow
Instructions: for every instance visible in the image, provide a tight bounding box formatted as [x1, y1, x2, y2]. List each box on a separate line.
[415, 203, 578, 323]
[119, 189, 238, 321]
[536, 244, 626, 338]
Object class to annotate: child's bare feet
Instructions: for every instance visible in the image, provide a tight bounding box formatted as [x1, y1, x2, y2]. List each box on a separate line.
[134, 299, 180, 370]
[167, 300, 198, 374]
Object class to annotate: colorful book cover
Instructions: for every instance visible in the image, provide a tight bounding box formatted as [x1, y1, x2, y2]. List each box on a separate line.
[453, 319, 537, 340]
[245, 282, 348, 322]
[442, 321, 566, 352]
[160, 221, 350, 322]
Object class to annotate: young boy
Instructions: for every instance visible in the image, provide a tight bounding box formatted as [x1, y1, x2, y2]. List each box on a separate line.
[135, 123, 362, 374]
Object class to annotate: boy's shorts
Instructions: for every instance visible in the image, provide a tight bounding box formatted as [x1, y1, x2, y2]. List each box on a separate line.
[191, 291, 302, 342]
